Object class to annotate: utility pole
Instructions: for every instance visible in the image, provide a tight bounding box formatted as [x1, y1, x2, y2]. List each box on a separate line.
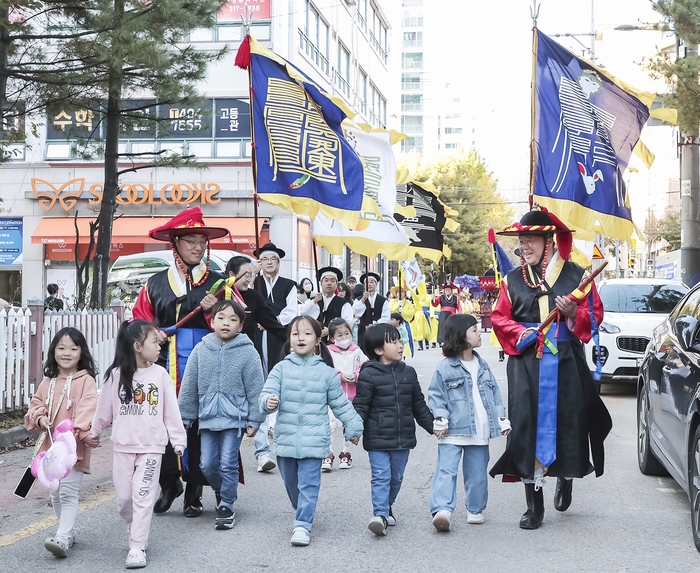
[679, 41, 700, 287]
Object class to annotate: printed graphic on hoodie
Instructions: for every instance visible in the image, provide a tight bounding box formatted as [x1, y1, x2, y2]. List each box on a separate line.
[119, 382, 160, 417]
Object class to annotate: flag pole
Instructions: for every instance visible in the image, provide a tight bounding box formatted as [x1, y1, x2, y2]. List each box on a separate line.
[312, 239, 321, 291]
[240, 6, 261, 257]
[529, 1, 540, 210]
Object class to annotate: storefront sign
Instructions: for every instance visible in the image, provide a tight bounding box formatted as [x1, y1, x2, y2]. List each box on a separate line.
[218, 0, 270, 21]
[0, 218, 22, 265]
[31, 178, 221, 211]
[46, 107, 99, 140]
[215, 99, 251, 139]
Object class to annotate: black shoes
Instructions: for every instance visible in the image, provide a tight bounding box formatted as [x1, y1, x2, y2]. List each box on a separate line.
[183, 484, 204, 518]
[519, 483, 544, 530]
[153, 479, 183, 515]
[554, 477, 573, 512]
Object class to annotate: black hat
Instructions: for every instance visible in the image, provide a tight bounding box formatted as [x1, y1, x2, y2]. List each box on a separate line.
[360, 272, 380, 284]
[347, 276, 358, 283]
[254, 242, 286, 259]
[317, 266, 343, 282]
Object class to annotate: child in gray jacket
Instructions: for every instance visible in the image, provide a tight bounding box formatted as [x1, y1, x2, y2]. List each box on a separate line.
[178, 300, 265, 531]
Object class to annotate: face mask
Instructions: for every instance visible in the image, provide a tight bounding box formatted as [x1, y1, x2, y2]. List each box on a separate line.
[304, 283, 312, 293]
[335, 338, 352, 349]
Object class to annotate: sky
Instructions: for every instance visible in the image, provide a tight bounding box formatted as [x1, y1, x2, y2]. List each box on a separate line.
[432, 0, 670, 221]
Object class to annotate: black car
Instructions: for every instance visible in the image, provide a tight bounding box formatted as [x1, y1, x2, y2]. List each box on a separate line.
[638, 283, 700, 551]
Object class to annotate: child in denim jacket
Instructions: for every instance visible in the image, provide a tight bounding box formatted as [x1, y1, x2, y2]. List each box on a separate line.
[428, 314, 510, 531]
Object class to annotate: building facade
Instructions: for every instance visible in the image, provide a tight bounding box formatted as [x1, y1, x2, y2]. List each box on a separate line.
[0, 0, 400, 306]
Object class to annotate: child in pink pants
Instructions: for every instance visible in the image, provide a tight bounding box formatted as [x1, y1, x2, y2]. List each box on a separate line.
[91, 320, 186, 569]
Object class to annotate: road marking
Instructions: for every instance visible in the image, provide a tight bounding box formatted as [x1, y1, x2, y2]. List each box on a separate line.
[0, 488, 115, 548]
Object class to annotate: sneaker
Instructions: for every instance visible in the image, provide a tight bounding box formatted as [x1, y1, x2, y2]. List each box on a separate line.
[215, 506, 235, 530]
[368, 515, 388, 536]
[386, 506, 396, 526]
[125, 548, 147, 569]
[290, 527, 311, 546]
[67, 529, 76, 548]
[467, 511, 485, 524]
[321, 452, 334, 472]
[338, 451, 352, 469]
[432, 510, 452, 531]
[257, 455, 276, 473]
[44, 536, 68, 558]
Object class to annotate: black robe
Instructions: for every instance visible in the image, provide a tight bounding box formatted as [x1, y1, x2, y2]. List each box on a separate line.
[254, 275, 297, 372]
[358, 294, 387, 348]
[240, 287, 288, 368]
[490, 257, 612, 480]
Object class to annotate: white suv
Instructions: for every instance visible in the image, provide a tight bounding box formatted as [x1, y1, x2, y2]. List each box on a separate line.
[585, 278, 688, 386]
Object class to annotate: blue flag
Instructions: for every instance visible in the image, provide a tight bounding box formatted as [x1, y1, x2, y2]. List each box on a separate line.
[247, 38, 364, 229]
[533, 30, 650, 240]
[494, 240, 514, 277]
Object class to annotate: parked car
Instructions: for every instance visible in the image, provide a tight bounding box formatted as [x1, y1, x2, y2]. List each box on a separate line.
[585, 279, 688, 387]
[637, 282, 700, 551]
[107, 249, 253, 291]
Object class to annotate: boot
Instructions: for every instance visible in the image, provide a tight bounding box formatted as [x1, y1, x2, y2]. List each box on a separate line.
[554, 477, 573, 512]
[153, 478, 183, 515]
[499, 350, 505, 362]
[183, 483, 204, 517]
[519, 483, 544, 530]
[418, 341, 424, 351]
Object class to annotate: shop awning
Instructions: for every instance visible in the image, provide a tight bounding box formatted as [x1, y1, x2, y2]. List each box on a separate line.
[31, 217, 265, 245]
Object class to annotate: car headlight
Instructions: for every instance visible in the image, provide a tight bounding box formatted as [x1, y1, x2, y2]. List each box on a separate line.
[599, 321, 621, 334]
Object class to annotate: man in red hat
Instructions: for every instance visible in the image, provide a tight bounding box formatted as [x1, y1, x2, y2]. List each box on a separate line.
[489, 208, 612, 530]
[431, 283, 459, 346]
[132, 207, 229, 517]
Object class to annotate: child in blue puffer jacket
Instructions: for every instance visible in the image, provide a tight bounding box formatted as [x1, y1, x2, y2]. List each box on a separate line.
[260, 315, 363, 547]
[178, 300, 265, 531]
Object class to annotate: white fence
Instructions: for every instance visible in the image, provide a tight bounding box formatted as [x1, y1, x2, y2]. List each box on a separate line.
[0, 306, 121, 413]
[0, 308, 31, 413]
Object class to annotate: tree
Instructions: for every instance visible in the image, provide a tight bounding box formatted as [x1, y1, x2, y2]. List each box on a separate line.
[399, 149, 514, 277]
[649, 1, 700, 132]
[50, 0, 227, 308]
[646, 210, 681, 250]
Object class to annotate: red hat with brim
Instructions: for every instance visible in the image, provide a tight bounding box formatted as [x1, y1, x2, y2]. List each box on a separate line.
[497, 208, 574, 261]
[148, 207, 230, 242]
[441, 283, 459, 291]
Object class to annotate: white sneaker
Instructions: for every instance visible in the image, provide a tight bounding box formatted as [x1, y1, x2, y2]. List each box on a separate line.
[432, 510, 452, 531]
[321, 452, 334, 472]
[368, 515, 388, 536]
[467, 511, 485, 524]
[257, 455, 276, 473]
[125, 549, 147, 569]
[290, 527, 311, 546]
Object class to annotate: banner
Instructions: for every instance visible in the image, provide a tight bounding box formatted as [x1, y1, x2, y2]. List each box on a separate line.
[533, 30, 653, 241]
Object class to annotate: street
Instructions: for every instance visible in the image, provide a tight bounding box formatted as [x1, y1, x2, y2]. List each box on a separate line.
[1, 338, 698, 572]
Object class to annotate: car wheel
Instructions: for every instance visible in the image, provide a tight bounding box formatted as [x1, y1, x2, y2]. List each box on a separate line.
[691, 426, 700, 552]
[637, 385, 668, 476]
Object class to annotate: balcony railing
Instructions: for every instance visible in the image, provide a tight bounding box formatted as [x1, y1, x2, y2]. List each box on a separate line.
[369, 31, 387, 64]
[334, 71, 351, 98]
[298, 29, 329, 75]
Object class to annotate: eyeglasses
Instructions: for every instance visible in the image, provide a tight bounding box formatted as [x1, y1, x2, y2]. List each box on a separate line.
[177, 237, 208, 248]
[259, 257, 278, 263]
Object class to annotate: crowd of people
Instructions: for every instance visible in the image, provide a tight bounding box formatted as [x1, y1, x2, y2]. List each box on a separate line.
[24, 207, 611, 569]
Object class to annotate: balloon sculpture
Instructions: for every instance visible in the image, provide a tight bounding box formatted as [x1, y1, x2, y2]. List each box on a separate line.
[31, 419, 77, 491]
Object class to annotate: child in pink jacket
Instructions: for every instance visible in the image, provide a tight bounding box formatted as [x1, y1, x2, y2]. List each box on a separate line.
[91, 320, 186, 570]
[326, 318, 368, 470]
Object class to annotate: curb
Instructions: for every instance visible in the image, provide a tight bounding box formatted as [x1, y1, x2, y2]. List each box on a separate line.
[0, 425, 39, 449]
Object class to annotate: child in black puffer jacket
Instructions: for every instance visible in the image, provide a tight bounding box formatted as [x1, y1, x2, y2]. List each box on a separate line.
[353, 324, 436, 537]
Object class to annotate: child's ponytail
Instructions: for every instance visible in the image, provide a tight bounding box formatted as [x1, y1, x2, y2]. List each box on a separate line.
[105, 319, 156, 402]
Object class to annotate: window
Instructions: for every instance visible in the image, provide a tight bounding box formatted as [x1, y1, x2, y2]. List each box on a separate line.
[357, 0, 368, 30]
[444, 127, 462, 134]
[403, 31, 423, 48]
[401, 115, 423, 134]
[403, 9, 423, 27]
[401, 94, 423, 112]
[402, 52, 423, 69]
[403, 0, 423, 5]
[369, 5, 388, 63]
[402, 73, 423, 91]
[444, 143, 459, 149]
[370, 84, 386, 128]
[356, 70, 368, 115]
[299, 0, 330, 74]
[335, 43, 351, 98]
[401, 136, 423, 153]
[599, 283, 688, 314]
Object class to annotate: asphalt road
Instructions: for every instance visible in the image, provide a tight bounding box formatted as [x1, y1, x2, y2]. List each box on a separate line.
[1, 338, 699, 572]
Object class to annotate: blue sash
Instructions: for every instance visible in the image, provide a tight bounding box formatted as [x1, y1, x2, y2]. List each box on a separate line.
[516, 322, 574, 468]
